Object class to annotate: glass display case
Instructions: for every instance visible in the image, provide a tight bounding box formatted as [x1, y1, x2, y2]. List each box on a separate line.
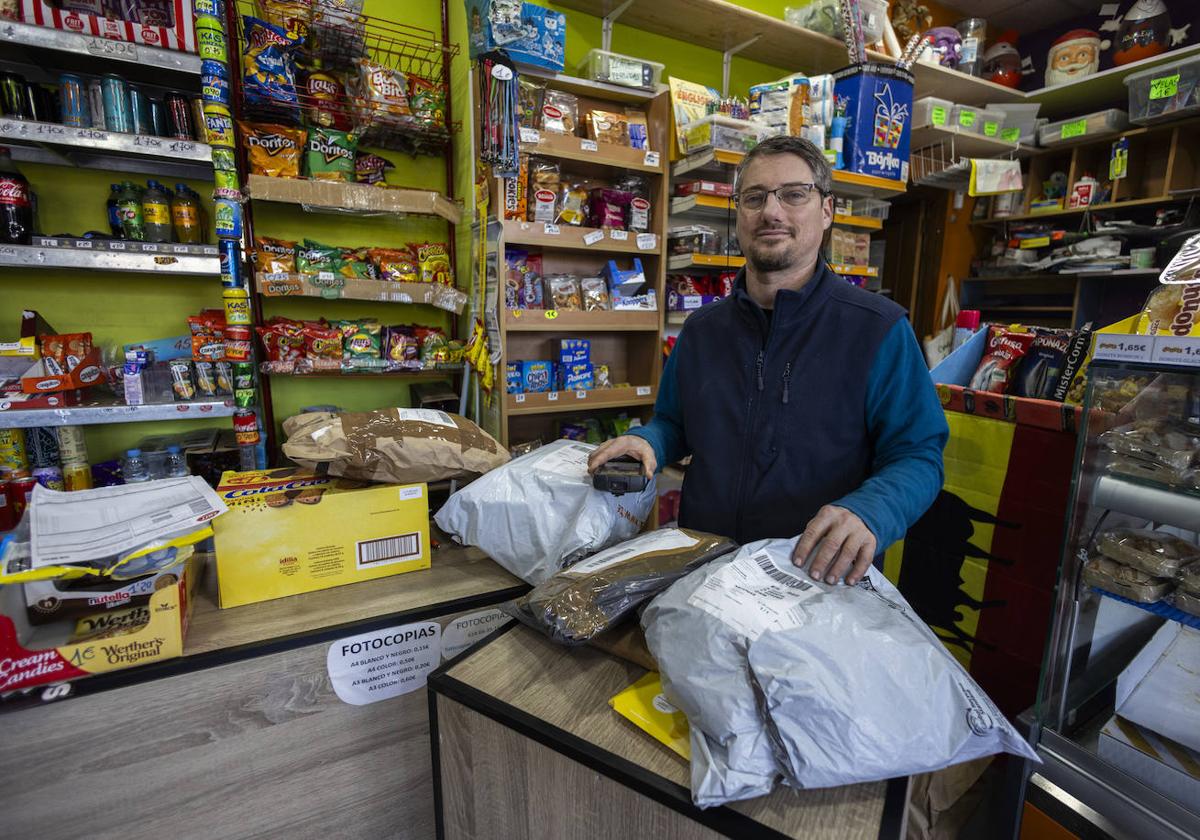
[1034, 359, 1200, 840]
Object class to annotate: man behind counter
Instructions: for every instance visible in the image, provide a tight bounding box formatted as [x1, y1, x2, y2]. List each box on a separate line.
[588, 136, 948, 587]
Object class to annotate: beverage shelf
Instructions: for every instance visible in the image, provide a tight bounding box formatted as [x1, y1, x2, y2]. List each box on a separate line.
[502, 220, 660, 255]
[0, 241, 220, 274]
[1, 118, 212, 179]
[0, 21, 202, 78]
[506, 385, 656, 416]
[0, 395, 235, 428]
[256, 273, 467, 314]
[505, 309, 660, 332]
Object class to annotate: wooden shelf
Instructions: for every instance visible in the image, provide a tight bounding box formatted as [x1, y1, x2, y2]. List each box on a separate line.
[831, 264, 879, 278]
[502, 220, 661, 254]
[519, 131, 663, 173]
[909, 61, 1025, 108]
[1028, 44, 1200, 119]
[246, 174, 462, 224]
[966, 269, 1159, 282]
[505, 309, 660, 331]
[909, 125, 1020, 159]
[667, 253, 744, 271]
[506, 385, 656, 415]
[255, 274, 467, 313]
[670, 193, 734, 218]
[972, 196, 1173, 225]
[262, 366, 463, 379]
[832, 214, 883, 230]
[666, 311, 691, 325]
[519, 66, 663, 104]
[831, 170, 907, 199]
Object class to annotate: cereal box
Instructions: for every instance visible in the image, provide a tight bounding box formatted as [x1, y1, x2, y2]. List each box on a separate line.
[212, 469, 430, 608]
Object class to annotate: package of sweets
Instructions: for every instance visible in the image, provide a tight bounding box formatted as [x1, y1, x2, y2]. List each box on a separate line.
[586, 110, 629, 145]
[541, 89, 578, 135]
[299, 65, 350, 130]
[304, 127, 357, 181]
[408, 75, 446, 129]
[302, 324, 343, 359]
[528, 157, 560, 223]
[370, 247, 419, 283]
[546, 275, 583, 310]
[589, 188, 633, 229]
[1012, 328, 1071, 400]
[581, 276, 611, 311]
[415, 242, 452, 285]
[296, 239, 341, 277]
[39, 333, 92, 373]
[355, 152, 392, 184]
[241, 16, 302, 118]
[557, 183, 589, 226]
[595, 364, 611, 388]
[258, 320, 305, 363]
[241, 122, 305, 178]
[254, 236, 297, 273]
[518, 78, 545, 128]
[968, 326, 1036, 394]
[506, 362, 522, 394]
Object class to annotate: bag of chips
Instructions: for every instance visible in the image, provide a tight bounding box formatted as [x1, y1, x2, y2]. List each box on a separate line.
[370, 247, 419, 283]
[355, 152, 392, 184]
[310, 0, 366, 66]
[302, 323, 342, 359]
[296, 239, 341, 278]
[415, 242, 452, 285]
[299, 66, 351, 130]
[241, 122, 305, 178]
[241, 16, 302, 119]
[254, 235, 297, 273]
[408, 75, 445, 129]
[1012, 328, 1071, 400]
[304, 127, 357, 181]
[258, 0, 313, 44]
[968, 326, 1036, 394]
[340, 320, 381, 359]
[338, 247, 376, 280]
[383, 325, 419, 366]
[419, 328, 449, 365]
[350, 59, 413, 137]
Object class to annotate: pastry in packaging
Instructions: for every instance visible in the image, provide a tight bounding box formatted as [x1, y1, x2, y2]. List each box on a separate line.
[546, 275, 583, 311]
[241, 16, 302, 118]
[504, 248, 539, 309]
[528, 157, 560, 223]
[518, 78, 545, 128]
[297, 239, 342, 277]
[556, 183, 589, 226]
[258, 0, 313, 43]
[503, 155, 528, 221]
[1108, 454, 1200, 491]
[40, 333, 92, 373]
[241, 121, 305, 178]
[299, 65, 351, 129]
[590, 188, 633, 230]
[1097, 528, 1200, 578]
[540, 89, 578, 135]
[355, 152, 392, 184]
[302, 323, 343, 359]
[581, 276, 610, 311]
[408, 75, 445, 129]
[968, 326, 1036, 394]
[1100, 419, 1200, 474]
[625, 109, 649, 150]
[304, 127, 357, 181]
[1082, 555, 1174, 604]
[1180, 560, 1200, 595]
[370, 247, 418, 283]
[254, 235, 297, 273]
[1171, 588, 1200, 617]
[587, 110, 629, 146]
[415, 242, 452, 285]
[1136, 233, 1200, 335]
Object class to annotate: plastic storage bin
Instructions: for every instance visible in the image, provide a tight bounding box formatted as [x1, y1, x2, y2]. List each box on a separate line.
[579, 49, 665, 91]
[951, 105, 1005, 137]
[681, 114, 763, 155]
[1039, 109, 1129, 146]
[786, 0, 888, 44]
[1125, 54, 1200, 125]
[913, 96, 954, 129]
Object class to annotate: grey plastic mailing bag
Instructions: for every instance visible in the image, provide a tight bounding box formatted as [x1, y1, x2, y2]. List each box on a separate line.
[434, 440, 656, 585]
[642, 538, 1039, 808]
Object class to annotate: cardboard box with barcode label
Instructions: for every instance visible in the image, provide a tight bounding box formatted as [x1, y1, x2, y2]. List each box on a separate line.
[211, 469, 430, 609]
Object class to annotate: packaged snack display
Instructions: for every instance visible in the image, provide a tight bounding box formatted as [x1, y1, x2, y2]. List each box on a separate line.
[1082, 555, 1174, 604]
[968, 326, 1036, 394]
[416, 242, 452, 285]
[529, 157, 560, 223]
[546, 275, 583, 311]
[504, 528, 736, 645]
[304, 127, 358, 181]
[625, 109, 650, 150]
[408, 75, 446, 129]
[581, 277, 610, 311]
[557, 362, 594, 391]
[299, 64, 351, 130]
[254, 235, 297, 273]
[541, 89, 578, 135]
[517, 78, 545, 128]
[296, 239, 341, 277]
[241, 16, 302, 119]
[520, 360, 552, 392]
[337, 319, 382, 359]
[503, 155, 529, 221]
[241, 122, 305, 178]
[586, 110, 630, 145]
[504, 248, 543, 309]
[557, 183, 589, 225]
[1100, 419, 1199, 476]
[39, 333, 92, 373]
[338, 247, 376, 280]
[302, 324, 343, 359]
[1096, 529, 1200, 578]
[354, 152, 392, 184]
[310, 0, 367, 65]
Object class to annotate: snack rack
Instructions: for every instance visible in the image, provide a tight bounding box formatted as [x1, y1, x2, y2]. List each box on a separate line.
[225, 0, 465, 458]
[1026, 345, 1200, 838]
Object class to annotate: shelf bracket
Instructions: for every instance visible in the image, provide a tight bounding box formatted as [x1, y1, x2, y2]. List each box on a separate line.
[722, 35, 761, 98]
[601, 0, 635, 53]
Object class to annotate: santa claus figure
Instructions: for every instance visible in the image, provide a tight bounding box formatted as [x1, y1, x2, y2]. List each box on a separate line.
[1045, 29, 1101, 86]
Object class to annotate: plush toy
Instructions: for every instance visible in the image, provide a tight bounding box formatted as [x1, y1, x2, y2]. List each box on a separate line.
[1045, 29, 1101, 87]
[919, 26, 962, 69]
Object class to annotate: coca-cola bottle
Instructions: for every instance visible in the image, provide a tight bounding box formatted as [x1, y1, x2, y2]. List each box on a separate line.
[0, 146, 32, 245]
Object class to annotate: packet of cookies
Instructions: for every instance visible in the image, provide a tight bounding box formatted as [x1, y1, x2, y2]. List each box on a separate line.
[241, 122, 305, 178]
[581, 276, 610, 311]
[1136, 233, 1200, 336]
[546, 275, 583, 311]
[541, 89, 578, 135]
[587, 110, 629, 146]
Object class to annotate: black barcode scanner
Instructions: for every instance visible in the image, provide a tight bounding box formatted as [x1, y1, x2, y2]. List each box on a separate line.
[592, 455, 650, 496]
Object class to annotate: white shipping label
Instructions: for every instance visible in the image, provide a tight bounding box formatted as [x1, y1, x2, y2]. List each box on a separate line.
[396, 407, 457, 428]
[532, 442, 592, 477]
[441, 609, 512, 662]
[570, 528, 698, 575]
[327, 622, 441, 705]
[687, 551, 819, 640]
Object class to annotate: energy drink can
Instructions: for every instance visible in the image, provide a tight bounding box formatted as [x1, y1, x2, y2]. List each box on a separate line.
[25, 427, 60, 469]
[58, 74, 88, 127]
[219, 239, 243, 288]
[7, 471, 35, 520]
[0, 428, 27, 471]
[55, 425, 88, 465]
[164, 92, 192, 140]
[0, 72, 25, 118]
[62, 461, 93, 491]
[129, 86, 152, 135]
[101, 73, 132, 134]
[87, 79, 107, 130]
[32, 465, 64, 491]
[233, 409, 260, 445]
[190, 96, 206, 143]
[148, 97, 167, 136]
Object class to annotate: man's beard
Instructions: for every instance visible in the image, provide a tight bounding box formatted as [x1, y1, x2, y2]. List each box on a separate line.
[746, 230, 799, 272]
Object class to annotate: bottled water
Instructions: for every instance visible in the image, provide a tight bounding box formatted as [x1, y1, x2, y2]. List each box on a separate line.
[164, 444, 189, 478]
[122, 448, 150, 483]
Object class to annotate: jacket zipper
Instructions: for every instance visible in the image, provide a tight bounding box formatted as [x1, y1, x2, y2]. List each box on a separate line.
[732, 312, 773, 542]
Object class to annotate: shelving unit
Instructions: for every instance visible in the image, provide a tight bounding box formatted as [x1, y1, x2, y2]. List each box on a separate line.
[0, 20, 203, 77]
[667, 252, 744, 271]
[0, 397, 236, 428]
[254, 274, 467, 314]
[506, 385, 656, 416]
[909, 125, 1020, 159]
[0, 118, 214, 179]
[502, 220, 660, 254]
[505, 309, 660, 332]
[245, 174, 462, 224]
[0, 241, 220, 274]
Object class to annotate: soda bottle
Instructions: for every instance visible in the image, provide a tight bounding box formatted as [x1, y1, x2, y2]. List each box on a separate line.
[116, 181, 145, 241]
[142, 179, 172, 242]
[106, 183, 122, 236]
[0, 146, 32, 245]
[171, 183, 202, 244]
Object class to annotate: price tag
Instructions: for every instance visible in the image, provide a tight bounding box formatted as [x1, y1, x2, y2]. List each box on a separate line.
[547, 391, 559, 401]
[1092, 335, 1152, 363]
[1060, 119, 1088, 140]
[110, 241, 126, 250]
[636, 386, 651, 396]
[1151, 336, 1200, 366]
[519, 127, 540, 144]
[490, 64, 513, 81]
[580, 139, 598, 152]
[544, 310, 558, 319]
[318, 270, 336, 281]
[931, 105, 947, 126]
[610, 229, 629, 241]
[575, 390, 587, 399]
[142, 243, 159, 252]
[643, 151, 660, 167]
[543, 223, 560, 235]
[86, 37, 137, 60]
[1020, 236, 1051, 249]
[172, 244, 189, 254]
[958, 109, 976, 128]
[636, 233, 657, 251]
[583, 229, 604, 246]
[510, 309, 521, 319]
[515, 393, 526, 403]
[983, 121, 999, 137]
[1001, 127, 1020, 143]
[1149, 73, 1180, 101]
[75, 239, 93, 249]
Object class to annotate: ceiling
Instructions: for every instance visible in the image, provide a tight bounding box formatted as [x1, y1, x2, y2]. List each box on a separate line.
[933, 0, 1105, 32]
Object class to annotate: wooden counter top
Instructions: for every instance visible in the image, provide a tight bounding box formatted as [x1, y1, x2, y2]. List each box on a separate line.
[432, 624, 906, 840]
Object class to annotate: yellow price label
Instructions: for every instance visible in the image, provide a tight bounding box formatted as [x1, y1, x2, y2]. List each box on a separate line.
[510, 309, 521, 318]
[544, 310, 558, 319]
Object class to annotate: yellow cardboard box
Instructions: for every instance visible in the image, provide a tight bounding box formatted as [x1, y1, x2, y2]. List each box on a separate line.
[212, 469, 431, 608]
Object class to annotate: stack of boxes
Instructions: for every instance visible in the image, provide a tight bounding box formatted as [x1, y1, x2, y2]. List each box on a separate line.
[507, 338, 605, 394]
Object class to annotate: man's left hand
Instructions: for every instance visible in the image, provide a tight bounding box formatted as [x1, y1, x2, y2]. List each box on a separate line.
[792, 506, 877, 586]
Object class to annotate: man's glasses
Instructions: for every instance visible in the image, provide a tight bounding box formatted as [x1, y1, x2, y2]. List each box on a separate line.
[733, 183, 827, 211]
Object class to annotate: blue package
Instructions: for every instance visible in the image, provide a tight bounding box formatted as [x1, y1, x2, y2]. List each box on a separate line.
[605, 258, 647, 297]
[521, 360, 553, 392]
[832, 62, 913, 183]
[241, 16, 301, 117]
[557, 338, 590, 365]
[506, 362, 523, 394]
[466, 1, 566, 71]
[557, 361, 594, 391]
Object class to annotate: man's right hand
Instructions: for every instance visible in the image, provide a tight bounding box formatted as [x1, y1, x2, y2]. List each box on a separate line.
[587, 435, 657, 480]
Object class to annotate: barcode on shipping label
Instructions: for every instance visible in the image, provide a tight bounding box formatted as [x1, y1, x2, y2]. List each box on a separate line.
[357, 533, 422, 569]
[754, 552, 813, 591]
